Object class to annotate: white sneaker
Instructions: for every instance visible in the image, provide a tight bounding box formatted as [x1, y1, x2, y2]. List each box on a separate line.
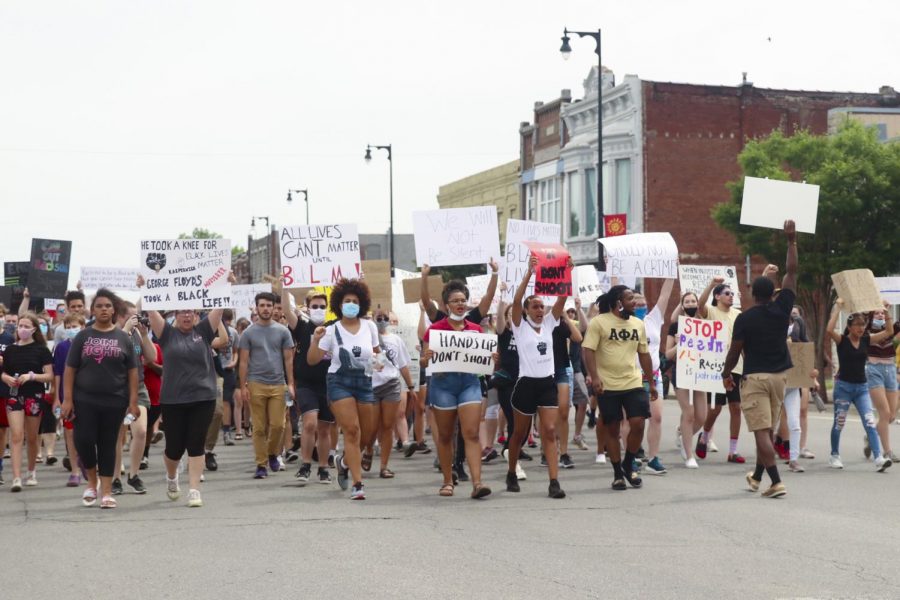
[10, 477, 22, 492]
[595, 453, 607, 465]
[167, 476, 181, 500]
[187, 489, 203, 507]
[875, 455, 893, 473]
[708, 440, 719, 453]
[515, 462, 527, 481]
[685, 457, 699, 469]
[276, 455, 286, 472]
[25, 471, 38, 486]
[675, 427, 683, 449]
[829, 454, 844, 469]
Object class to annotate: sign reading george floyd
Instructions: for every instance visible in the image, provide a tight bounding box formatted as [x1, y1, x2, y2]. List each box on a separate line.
[740, 176, 819, 234]
[599, 232, 678, 279]
[524, 242, 572, 297]
[427, 330, 497, 376]
[675, 316, 727, 394]
[412, 206, 500, 267]
[28, 238, 72, 298]
[279, 224, 360, 289]
[80, 266, 141, 291]
[140, 238, 232, 310]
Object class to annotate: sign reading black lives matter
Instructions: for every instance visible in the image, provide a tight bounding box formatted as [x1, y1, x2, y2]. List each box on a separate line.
[140, 239, 232, 310]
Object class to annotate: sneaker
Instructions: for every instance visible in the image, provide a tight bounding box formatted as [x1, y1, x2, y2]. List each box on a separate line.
[350, 482, 365, 500]
[645, 457, 667, 475]
[745, 472, 760, 492]
[482, 448, 499, 463]
[548, 478, 566, 499]
[394, 440, 403, 452]
[268, 455, 280, 473]
[327, 453, 336, 468]
[126, 474, 147, 494]
[140, 456, 149, 470]
[515, 462, 527, 481]
[10, 477, 22, 492]
[224, 431, 235, 446]
[527, 436, 537, 449]
[166, 476, 181, 500]
[595, 453, 607, 465]
[875, 455, 893, 473]
[761, 482, 786, 498]
[587, 411, 597, 429]
[336, 455, 349, 490]
[295, 463, 311, 483]
[519, 449, 533, 461]
[695, 435, 708, 460]
[685, 457, 699, 469]
[890, 452, 900, 463]
[284, 450, 299, 465]
[317, 468, 333, 484]
[573, 435, 588, 451]
[46, 456, 58, 466]
[788, 461, 805, 473]
[453, 463, 469, 482]
[727, 453, 746, 464]
[66, 474, 81, 487]
[864, 435, 872, 459]
[540, 454, 548, 467]
[290, 434, 302, 453]
[631, 459, 641, 473]
[708, 440, 719, 453]
[403, 442, 418, 458]
[636, 447, 647, 462]
[187, 489, 203, 508]
[151, 431, 164, 444]
[416, 442, 432, 455]
[506, 470, 520, 492]
[205, 452, 218, 472]
[799, 448, 815, 459]
[559, 453, 575, 469]
[254, 466, 268, 479]
[25, 471, 38, 486]
[111, 478, 123, 495]
[63, 456, 72, 472]
[829, 454, 844, 469]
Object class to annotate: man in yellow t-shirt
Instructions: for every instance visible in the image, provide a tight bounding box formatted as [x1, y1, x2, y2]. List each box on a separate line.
[697, 277, 745, 464]
[582, 285, 657, 491]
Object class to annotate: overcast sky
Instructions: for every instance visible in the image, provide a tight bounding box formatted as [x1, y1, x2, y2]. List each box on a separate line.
[1, 1, 897, 287]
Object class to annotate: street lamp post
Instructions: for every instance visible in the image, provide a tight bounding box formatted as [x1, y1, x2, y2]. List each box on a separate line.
[560, 27, 605, 270]
[365, 144, 394, 275]
[250, 216, 272, 280]
[286, 189, 309, 224]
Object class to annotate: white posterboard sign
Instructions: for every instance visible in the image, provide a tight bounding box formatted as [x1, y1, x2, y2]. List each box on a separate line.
[675, 316, 727, 394]
[140, 239, 232, 310]
[502, 219, 561, 300]
[231, 283, 272, 321]
[412, 206, 500, 267]
[596, 270, 637, 292]
[678, 265, 741, 308]
[80, 267, 140, 291]
[427, 330, 497, 376]
[279, 224, 360, 289]
[875, 277, 900, 306]
[573, 265, 603, 305]
[739, 176, 819, 234]
[599, 232, 679, 279]
[466, 274, 500, 314]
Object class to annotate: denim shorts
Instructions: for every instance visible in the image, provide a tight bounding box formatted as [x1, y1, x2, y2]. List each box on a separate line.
[428, 372, 482, 411]
[866, 362, 898, 392]
[326, 371, 374, 403]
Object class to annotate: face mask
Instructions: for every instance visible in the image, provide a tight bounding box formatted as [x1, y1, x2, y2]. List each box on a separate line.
[17, 327, 34, 341]
[39, 324, 48, 335]
[376, 320, 389, 332]
[341, 302, 360, 319]
[873, 319, 886, 329]
[309, 308, 326, 325]
[634, 307, 648, 320]
[684, 307, 698, 317]
[449, 312, 466, 322]
[66, 327, 82, 339]
[3, 323, 15, 335]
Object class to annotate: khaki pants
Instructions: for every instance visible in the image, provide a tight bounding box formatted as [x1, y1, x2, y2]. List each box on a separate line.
[249, 382, 287, 466]
[205, 395, 224, 452]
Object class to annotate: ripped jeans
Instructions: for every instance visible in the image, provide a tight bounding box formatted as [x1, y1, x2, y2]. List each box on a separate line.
[831, 379, 881, 458]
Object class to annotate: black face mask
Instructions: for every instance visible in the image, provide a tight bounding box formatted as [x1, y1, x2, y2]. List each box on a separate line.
[684, 307, 698, 317]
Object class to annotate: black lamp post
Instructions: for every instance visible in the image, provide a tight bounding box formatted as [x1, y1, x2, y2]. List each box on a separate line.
[560, 27, 605, 270]
[286, 189, 309, 224]
[365, 144, 394, 275]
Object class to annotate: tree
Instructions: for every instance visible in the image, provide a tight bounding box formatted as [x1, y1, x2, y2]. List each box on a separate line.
[178, 228, 246, 257]
[712, 120, 900, 394]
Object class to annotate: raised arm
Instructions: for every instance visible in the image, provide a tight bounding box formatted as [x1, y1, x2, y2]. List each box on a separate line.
[781, 219, 798, 292]
[573, 296, 589, 333]
[825, 299, 843, 345]
[476, 258, 500, 317]
[511, 255, 537, 327]
[564, 313, 583, 343]
[550, 256, 575, 320]
[17, 288, 30, 317]
[653, 278, 675, 316]
[870, 300, 895, 344]
[420, 265, 439, 322]
[697, 277, 721, 319]
[277, 275, 299, 330]
[495, 282, 509, 334]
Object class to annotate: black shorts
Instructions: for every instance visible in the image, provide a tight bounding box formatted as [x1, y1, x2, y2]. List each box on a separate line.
[598, 388, 650, 424]
[296, 384, 335, 423]
[511, 376, 557, 416]
[710, 381, 741, 406]
[222, 369, 237, 407]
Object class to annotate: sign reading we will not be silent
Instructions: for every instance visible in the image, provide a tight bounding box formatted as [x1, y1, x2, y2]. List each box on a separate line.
[140, 239, 232, 310]
[524, 242, 572, 297]
[412, 206, 500, 267]
[279, 224, 361, 289]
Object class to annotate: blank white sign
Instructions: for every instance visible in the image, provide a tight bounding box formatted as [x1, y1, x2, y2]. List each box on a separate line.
[740, 177, 819, 234]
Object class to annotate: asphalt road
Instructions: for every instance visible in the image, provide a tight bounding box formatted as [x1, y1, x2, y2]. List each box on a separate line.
[1, 400, 898, 600]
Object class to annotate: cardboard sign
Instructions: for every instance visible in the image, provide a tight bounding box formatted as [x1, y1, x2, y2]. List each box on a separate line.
[402, 275, 443, 305]
[140, 238, 232, 310]
[786, 342, 815, 388]
[502, 219, 561, 300]
[80, 266, 140, 291]
[524, 242, 571, 297]
[875, 277, 900, 306]
[362, 259, 392, 312]
[427, 330, 497, 376]
[740, 176, 819, 234]
[675, 316, 727, 394]
[678, 265, 741, 308]
[412, 206, 500, 267]
[279, 224, 360, 289]
[831, 269, 883, 313]
[599, 232, 678, 279]
[466, 274, 500, 314]
[231, 283, 272, 321]
[573, 266, 603, 305]
[28, 238, 72, 297]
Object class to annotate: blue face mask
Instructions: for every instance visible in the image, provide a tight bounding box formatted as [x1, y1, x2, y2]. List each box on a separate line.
[634, 306, 648, 320]
[342, 302, 360, 319]
[873, 319, 886, 329]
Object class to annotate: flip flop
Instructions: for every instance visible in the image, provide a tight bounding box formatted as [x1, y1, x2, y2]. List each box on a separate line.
[361, 452, 373, 472]
[82, 487, 98, 507]
[379, 468, 395, 479]
[470, 483, 492, 499]
[100, 495, 117, 509]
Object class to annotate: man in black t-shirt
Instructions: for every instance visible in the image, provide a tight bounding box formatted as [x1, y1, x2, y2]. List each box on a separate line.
[722, 220, 797, 499]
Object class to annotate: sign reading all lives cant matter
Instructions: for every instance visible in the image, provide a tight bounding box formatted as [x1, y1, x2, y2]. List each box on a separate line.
[279, 224, 361, 289]
[140, 239, 232, 310]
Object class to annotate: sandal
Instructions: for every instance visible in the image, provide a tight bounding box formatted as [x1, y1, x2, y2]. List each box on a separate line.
[611, 478, 627, 491]
[361, 452, 373, 472]
[439, 483, 454, 497]
[100, 495, 117, 509]
[625, 471, 643, 489]
[379, 468, 395, 479]
[470, 483, 492, 499]
[82, 487, 98, 507]
[234, 432, 244, 441]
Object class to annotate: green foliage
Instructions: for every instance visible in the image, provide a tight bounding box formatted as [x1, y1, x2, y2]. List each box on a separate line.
[177, 228, 245, 257]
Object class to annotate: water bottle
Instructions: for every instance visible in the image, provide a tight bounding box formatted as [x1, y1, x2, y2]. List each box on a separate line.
[364, 357, 374, 377]
[54, 406, 61, 419]
[284, 388, 294, 407]
[124, 413, 136, 426]
[9, 373, 19, 397]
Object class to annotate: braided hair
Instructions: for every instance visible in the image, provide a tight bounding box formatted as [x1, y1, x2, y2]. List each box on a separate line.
[596, 285, 630, 314]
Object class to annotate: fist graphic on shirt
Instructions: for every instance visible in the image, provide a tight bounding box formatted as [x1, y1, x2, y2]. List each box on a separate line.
[352, 346, 362, 358]
[537, 341, 547, 356]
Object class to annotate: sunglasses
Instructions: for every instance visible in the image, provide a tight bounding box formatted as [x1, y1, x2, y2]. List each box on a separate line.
[375, 316, 390, 323]
[720, 291, 734, 296]
[309, 304, 327, 310]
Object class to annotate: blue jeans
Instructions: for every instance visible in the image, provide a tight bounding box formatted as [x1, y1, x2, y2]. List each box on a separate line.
[428, 372, 482, 411]
[831, 379, 881, 458]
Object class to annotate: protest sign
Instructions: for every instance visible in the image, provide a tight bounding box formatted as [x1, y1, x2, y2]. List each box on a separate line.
[362, 259, 392, 312]
[427, 330, 497, 376]
[599, 232, 678, 279]
[402, 275, 443, 305]
[279, 224, 360, 288]
[0, 286, 12, 309]
[875, 277, 900, 306]
[740, 176, 819, 234]
[412, 206, 500, 267]
[140, 238, 232, 310]
[675, 316, 727, 394]
[524, 242, 571, 297]
[502, 219, 561, 300]
[28, 239, 72, 297]
[831, 269, 883, 313]
[80, 266, 140, 291]
[573, 266, 603, 305]
[231, 283, 272, 320]
[596, 270, 636, 291]
[678, 265, 741, 308]
[786, 342, 815, 388]
[3, 262, 29, 312]
[466, 274, 500, 314]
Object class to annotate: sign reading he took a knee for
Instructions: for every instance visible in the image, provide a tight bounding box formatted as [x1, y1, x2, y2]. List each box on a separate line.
[675, 316, 727, 394]
[279, 224, 361, 288]
[140, 238, 232, 310]
[523, 242, 572, 296]
[598, 232, 678, 279]
[427, 330, 497, 376]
